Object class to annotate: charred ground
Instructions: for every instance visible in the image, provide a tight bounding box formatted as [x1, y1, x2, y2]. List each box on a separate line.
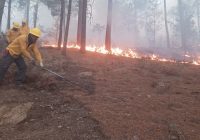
[0, 48, 200, 140]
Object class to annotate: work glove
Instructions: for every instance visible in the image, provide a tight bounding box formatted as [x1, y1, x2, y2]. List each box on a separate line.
[40, 61, 44, 67]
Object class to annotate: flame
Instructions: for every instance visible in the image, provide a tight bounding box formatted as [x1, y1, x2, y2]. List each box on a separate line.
[42, 44, 200, 66]
[192, 60, 200, 65]
[185, 54, 191, 58]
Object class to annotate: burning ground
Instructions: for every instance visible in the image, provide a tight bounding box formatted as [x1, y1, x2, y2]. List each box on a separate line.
[0, 48, 200, 140]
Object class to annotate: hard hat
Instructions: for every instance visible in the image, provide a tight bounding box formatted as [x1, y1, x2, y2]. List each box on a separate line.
[29, 28, 41, 37]
[13, 22, 20, 28]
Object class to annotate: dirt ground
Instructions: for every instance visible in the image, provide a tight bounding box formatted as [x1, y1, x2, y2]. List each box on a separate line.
[0, 48, 200, 140]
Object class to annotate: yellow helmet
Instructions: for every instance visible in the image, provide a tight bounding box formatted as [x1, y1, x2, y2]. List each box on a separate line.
[13, 22, 20, 29]
[29, 28, 41, 37]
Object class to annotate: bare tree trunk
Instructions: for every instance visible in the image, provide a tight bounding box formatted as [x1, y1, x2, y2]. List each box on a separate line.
[63, 2, 66, 41]
[7, 0, 12, 30]
[197, 0, 200, 42]
[62, 0, 72, 56]
[56, 16, 59, 43]
[80, 0, 87, 53]
[33, 0, 39, 27]
[58, 0, 65, 50]
[164, 0, 170, 48]
[105, 0, 113, 51]
[133, 0, 138, 45]
[77, 0, 83, 46]
[153, 10, 156, 47]
[178, 0, 186, 52]
[0, 0, 6, 32]
[26, 0, 30, 25]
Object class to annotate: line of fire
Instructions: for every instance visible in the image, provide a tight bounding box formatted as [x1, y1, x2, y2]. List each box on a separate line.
[0, 0, 199, 140]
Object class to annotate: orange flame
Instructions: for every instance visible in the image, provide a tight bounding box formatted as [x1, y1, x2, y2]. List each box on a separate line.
[42, 44, 200, 66]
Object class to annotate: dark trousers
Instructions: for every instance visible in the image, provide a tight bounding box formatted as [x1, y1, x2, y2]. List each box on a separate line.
[0, 53, 27, 83]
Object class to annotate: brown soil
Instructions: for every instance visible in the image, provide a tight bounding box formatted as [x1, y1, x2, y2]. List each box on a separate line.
[0, 48, 200, 140]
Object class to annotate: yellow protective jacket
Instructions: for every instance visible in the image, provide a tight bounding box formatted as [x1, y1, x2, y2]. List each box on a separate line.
[6, 29, 21, 44]
[6, 35, 42, 63]
[20, 25, 30, 35]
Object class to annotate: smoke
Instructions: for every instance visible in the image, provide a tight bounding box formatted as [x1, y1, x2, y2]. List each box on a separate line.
[2, 0, 200, 61]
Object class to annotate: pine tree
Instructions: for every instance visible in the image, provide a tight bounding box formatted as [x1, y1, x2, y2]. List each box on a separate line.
[105, 0, 113, 51]
[62, 0, 72, 56]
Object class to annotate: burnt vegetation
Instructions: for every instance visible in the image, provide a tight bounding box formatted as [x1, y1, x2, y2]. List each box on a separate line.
[0, 0, 200, 140]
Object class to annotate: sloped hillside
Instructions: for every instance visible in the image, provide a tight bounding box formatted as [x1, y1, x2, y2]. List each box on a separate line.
[0, 48, 200, 140]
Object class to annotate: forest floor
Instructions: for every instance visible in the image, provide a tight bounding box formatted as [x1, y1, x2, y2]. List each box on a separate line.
[0, 48, 200, 140]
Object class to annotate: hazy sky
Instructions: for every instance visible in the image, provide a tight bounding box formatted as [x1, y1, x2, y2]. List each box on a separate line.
[2, 0, 178, 32]
[2, 2, 54, 31]
[93, 0, 177, 25]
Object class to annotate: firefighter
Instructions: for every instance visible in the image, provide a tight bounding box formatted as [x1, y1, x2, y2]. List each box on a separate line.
[6, 22, 21, 44]
[20, 19, 30, 35]
[0, 28, 44, 86]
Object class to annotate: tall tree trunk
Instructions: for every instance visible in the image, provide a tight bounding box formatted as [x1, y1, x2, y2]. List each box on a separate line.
[105, 0, 113, 51]
[62, 0, 72, 56]
[7, 0, 12, 30]
[80, 0, 87, 53]
[153, 9, 156, 47]
[58, 0, 65, 50]
[164, 0, 170, 48]
[77, 0, 83, 46]
[197, 0, 200, 42]
[178, 0, 186, 52]
[63, 2, 66, 41]
[56, 16, 59, 43]
[133, 0, 138, 45]
[33, 0, 39, 27]
[0, 0, 6, 31]
[26, 0, 30, 25]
